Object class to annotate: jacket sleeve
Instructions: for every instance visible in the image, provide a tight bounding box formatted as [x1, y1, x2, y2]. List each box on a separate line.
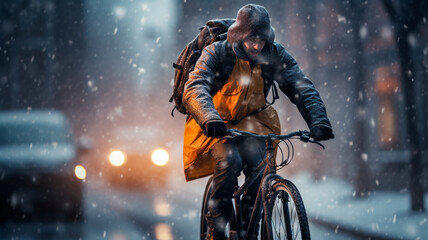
[274, 43, 332, 130]
[183, 44, 223, 130]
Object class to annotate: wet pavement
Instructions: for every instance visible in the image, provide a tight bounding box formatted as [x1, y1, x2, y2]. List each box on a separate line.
[0, 173, 364, 240]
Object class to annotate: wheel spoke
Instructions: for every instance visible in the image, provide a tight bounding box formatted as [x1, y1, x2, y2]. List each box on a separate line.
[275, 197, 284, 238]
[291, 201, 301, 239]
[276, 198, 282, 239]
[291, 202, 296, 238]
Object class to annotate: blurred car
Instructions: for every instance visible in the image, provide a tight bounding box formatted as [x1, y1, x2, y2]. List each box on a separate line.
[103, 125, 171, 189]
[0, 110, 88, 222]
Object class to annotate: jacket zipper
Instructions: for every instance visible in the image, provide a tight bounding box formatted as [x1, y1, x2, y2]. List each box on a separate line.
[234, 63, 253, 121]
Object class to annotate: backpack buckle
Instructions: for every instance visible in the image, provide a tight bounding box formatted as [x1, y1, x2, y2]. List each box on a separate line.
[173, 62, 183, 70]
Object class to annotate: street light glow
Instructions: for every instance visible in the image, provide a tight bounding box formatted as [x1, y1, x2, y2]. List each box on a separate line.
[109, 150, 126, 167]
[151, 149, 169, 166]
[74, 165, 87, 180]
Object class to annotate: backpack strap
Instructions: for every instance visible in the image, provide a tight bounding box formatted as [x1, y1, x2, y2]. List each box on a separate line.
[261, 61, 280, 106]
[170, 106, 177, 117]
[266, 81, 279, 105]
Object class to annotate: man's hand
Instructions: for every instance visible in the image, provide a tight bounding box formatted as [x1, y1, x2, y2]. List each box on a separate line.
[310, 126, 334, 141]
[204, 120, 227, 138]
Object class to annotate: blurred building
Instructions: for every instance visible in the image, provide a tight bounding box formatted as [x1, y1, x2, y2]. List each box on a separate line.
[83, 0, 178, 122]
[0, 1, 85, 114]
[0, 0, 180, 133]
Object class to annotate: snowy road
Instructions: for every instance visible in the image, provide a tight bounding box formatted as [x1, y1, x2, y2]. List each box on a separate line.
[0, 175, 363, 240]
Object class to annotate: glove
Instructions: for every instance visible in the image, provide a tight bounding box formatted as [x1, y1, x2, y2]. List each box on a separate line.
[204, 120, 227, 138]
[310, 125, 334, 141]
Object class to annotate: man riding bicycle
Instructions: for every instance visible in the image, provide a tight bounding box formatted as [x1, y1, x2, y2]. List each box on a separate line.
[182, 4, 334, 240]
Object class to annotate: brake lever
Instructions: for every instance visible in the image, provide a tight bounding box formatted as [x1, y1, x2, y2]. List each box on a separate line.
[300, 134, 325, 149]
[309, 139, 325, 149]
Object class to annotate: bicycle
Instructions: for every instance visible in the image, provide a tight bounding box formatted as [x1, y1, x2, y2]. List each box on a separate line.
[200, 129, 325, 240]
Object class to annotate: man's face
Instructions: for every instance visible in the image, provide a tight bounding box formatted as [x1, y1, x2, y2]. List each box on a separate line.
[243, 36, 266, 60]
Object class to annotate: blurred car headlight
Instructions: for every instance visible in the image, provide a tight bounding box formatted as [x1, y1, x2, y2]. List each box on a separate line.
[109, 150, 126, 167]
[75, 165, 87, 180]
[151, 149, 169, 166]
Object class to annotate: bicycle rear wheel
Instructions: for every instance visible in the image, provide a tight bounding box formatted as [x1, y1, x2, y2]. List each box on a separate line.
[200, 176, 213, 240]
[262, 179, 311, 240]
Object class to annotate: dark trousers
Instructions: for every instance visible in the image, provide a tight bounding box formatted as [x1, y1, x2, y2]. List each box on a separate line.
[206, 137, 266, 237]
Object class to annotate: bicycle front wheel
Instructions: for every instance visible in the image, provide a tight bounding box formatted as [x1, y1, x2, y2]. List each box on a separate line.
[262, 179, 311, 240]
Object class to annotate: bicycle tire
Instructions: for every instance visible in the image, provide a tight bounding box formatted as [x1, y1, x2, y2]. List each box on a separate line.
[262, 179, 311, 240]
[200, 176, 214, 240]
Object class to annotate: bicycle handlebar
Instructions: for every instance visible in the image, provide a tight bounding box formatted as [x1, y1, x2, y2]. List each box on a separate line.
[224, 129, 325, 149]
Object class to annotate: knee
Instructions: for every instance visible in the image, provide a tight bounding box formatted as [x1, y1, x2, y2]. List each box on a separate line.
[216, 152, 242, 177]
[211, 142, 242, 175]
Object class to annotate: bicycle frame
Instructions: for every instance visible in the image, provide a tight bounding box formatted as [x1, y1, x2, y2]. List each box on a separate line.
[201, 129, 321, 240]
[229, 137, 279, 240]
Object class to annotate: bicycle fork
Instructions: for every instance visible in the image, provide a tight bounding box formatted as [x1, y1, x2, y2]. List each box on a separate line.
[260, 138, 288, 240]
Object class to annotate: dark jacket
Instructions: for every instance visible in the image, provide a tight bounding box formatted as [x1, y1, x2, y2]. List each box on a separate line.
[183, 40, 332, 132]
